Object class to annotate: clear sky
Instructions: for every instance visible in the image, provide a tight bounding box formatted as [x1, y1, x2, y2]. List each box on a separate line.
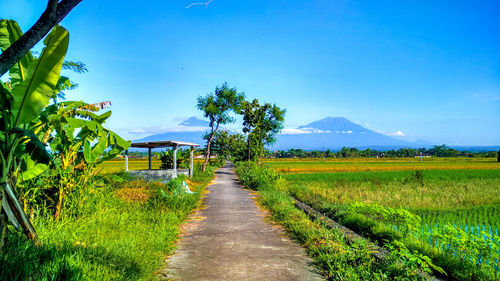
[2, 0, 500, 145]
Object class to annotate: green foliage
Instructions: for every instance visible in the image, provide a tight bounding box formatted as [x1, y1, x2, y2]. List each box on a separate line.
[0, 20, 129, 238]
[211, 129, 247, 161]
[156, 148, 189, 170]
[234, 163, 424, 280]
[279, 166, 500, 280]
[272, 146, 498, 158]
[197, 83, 245, 128]
[0, 166, 215, 280]
[385, 241, 447, 277]
[197, 82, 245, 170]
[241, 98, 285, 160]
[349, 203, 421, 234]
[0, 21, 70, 238]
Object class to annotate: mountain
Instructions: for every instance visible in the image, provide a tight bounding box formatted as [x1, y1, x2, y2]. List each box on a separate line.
[131, 116, 433, 151]
[178, 116, 210, 127]
[131, 117, 208, 151]
[298, 117, 370, 133]
[270, 117, 430, 150]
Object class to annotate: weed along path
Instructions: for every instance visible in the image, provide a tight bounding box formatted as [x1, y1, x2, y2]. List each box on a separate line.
[163, 162, 323, 281]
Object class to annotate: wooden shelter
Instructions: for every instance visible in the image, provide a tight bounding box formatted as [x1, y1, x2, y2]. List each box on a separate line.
[125, 140, 200, 177]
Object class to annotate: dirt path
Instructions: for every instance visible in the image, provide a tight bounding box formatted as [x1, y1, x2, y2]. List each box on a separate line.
[163, 162, 323, 281]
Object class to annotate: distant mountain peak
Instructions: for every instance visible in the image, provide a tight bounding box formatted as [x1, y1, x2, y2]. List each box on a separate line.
[298, 116, 370, 133]
[178, 117, 209, 127]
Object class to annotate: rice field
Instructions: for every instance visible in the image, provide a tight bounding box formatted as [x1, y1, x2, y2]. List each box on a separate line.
[265, 158, 500, 279]
[264, 157, 499, 173]
[97, 159, 161, 174]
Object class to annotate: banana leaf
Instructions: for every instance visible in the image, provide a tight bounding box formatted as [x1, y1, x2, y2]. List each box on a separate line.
[0, 20, 35, 86]
[10, 25, 69, 125]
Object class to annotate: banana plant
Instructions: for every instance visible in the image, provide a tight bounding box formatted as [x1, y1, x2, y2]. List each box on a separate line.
[0, 20, 69, 240]
[38, 100, 130, 219]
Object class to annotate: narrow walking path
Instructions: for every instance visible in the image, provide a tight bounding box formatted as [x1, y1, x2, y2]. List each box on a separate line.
[163, 162, 323, 281]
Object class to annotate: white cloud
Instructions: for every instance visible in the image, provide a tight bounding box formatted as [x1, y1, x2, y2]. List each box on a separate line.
[280, 127, 357, 135]
[280, 127, 331, 135]
[128, 125, 208, 134]
[387, 130, 405, 136]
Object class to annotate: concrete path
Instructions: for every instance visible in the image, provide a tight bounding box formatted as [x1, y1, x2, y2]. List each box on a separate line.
[163, 162, 323, 281]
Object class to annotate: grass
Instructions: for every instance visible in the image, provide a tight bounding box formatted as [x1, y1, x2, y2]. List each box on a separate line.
[282, 169, 500, 209]
[0, 166, 216, 281]
[264, 157, 499, 173]
[259, 158, 500, 280]
[235, 162, 423, 280]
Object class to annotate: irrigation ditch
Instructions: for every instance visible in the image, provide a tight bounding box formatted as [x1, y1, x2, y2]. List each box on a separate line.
[292, 197, 442, 281]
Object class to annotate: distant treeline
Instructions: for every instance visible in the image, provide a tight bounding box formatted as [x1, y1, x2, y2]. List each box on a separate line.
[269, 145, 499, 158]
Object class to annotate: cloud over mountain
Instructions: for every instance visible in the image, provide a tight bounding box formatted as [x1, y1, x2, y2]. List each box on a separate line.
[131, 116, 433, 151]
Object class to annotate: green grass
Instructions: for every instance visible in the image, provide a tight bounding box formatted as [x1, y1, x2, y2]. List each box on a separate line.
[265, 160, 500, 280]
[282, 169, 500, 209]
[0, 167, 216, 281]
[235, 162, 426, 280]
[97, 159, 162, 174]
[264, 157, 500, 173]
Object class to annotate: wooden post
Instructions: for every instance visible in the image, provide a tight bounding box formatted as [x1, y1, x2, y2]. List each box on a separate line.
[148, 147, 152, 170]
[125, 150, 128, 172]
[173, 145, 178, 177]
[189, 146, 194, 177]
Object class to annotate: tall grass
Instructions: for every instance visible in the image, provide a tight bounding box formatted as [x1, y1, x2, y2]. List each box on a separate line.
[235, 162, 426, 280]
[265, 158, 500, 173]
[283, 169, 500, 209]
[0, 167, 216, 280]
[271, 160, 500, 280]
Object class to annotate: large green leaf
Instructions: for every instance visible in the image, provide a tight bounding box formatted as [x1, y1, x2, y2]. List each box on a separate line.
[83, 139, 107, 164]
[13, 128, 52, 164]
[20, 158, 48, 182]
[10, 25, 69, 125]
[0, 20, 35, 86]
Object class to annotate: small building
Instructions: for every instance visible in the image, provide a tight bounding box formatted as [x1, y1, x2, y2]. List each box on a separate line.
[125, 140, 199, 181]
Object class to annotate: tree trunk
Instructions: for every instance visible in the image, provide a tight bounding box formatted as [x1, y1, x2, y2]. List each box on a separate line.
[0, 0, 82, 76]
[54, 184, 64, 220]
[247, 137, 251, 162]
[202, 122, 220, 172]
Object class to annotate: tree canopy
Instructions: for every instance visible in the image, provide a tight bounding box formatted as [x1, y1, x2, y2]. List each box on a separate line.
[241, 98, 285, 161]
[197, 82, 245, 170]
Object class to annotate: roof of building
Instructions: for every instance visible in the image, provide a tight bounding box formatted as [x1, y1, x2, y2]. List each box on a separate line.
[130, 140, 200, 148]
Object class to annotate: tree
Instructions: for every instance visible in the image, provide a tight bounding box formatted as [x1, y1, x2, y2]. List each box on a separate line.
[212, 130, 247, 162]
[0, 0, 82, 76]
[241, 99, 285, 161]
[197, 83, 244, 171]
[0, 22, 69, 240]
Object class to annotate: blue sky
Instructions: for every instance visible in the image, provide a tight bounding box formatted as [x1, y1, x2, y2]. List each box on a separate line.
[2, 0, 499, 145]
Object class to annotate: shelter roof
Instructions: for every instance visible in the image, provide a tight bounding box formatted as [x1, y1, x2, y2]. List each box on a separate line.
[130, 140, 200, 149]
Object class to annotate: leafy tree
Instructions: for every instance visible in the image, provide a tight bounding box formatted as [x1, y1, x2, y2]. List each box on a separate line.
[0, 0, 82, 76]
[0, 22, 69, 239]
[212, 130, 247, 162]
[241, 99, 285, 161]
[197, 83, 244, 171]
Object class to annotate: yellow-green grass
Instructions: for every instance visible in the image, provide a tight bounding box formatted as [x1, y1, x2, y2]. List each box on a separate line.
[0, 167, 216, 281]
[265, 160, 500, 279]
[264, 157, 499, 173]
[97, 159, 161, 174]
[282, 169, 500, 210]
